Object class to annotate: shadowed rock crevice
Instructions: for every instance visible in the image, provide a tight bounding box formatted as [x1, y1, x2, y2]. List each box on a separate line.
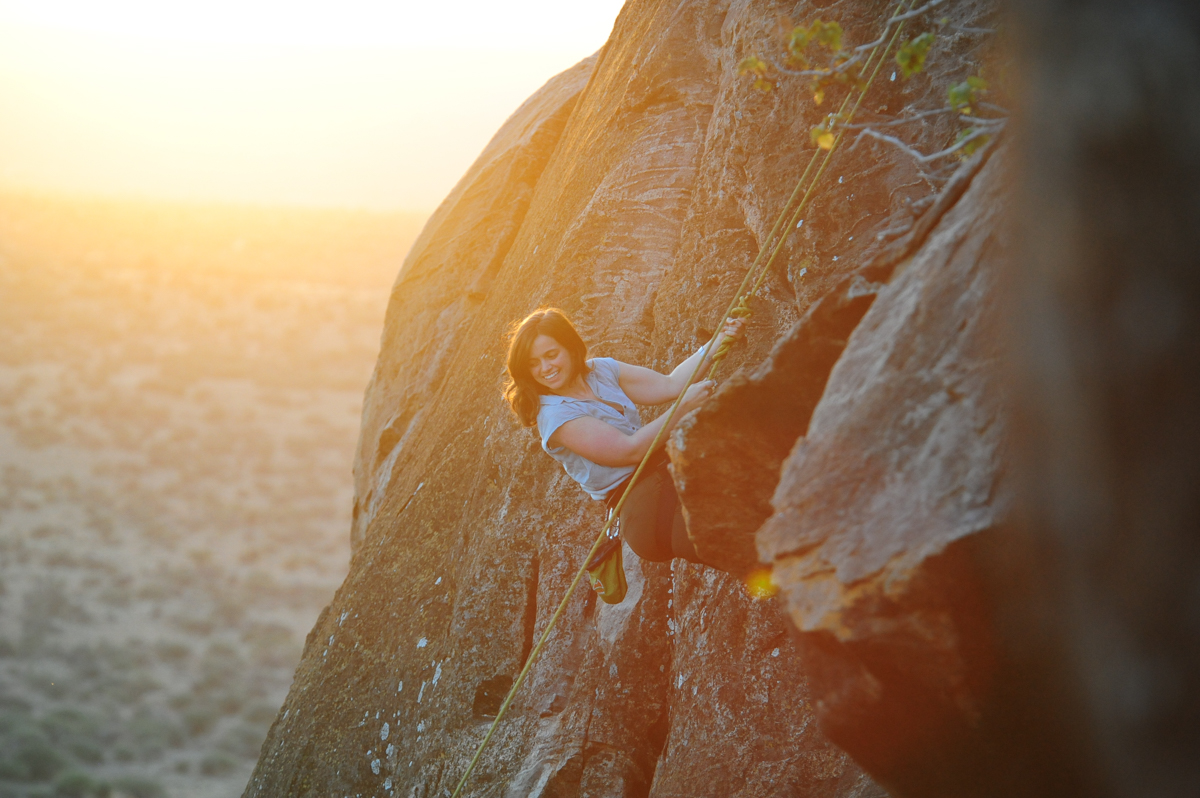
[474, 675, 515, 720]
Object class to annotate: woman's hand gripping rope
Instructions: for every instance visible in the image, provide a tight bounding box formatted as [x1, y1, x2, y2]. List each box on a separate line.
[705, 309, 748, 379]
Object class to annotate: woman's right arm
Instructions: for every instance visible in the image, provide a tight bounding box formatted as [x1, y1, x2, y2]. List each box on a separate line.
[548, 380, 714, 467]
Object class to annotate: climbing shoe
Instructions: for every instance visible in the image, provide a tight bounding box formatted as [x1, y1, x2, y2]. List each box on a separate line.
[586, 533, 626, 605]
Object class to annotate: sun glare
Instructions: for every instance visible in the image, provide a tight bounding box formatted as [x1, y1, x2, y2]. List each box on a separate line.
[0, 1, 627, 209]
[1, 0, 625, 47]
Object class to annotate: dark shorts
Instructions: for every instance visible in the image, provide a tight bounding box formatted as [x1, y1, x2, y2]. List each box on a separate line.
[608, 459, 700, 564]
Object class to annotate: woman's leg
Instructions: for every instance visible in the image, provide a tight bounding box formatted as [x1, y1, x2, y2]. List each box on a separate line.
[658, 472, 700, 563]
[618, 470, 674, 562]
[619, 466, 701, 564]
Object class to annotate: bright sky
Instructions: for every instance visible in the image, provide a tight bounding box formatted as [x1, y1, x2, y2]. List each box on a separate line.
[0, 1, 626, 211]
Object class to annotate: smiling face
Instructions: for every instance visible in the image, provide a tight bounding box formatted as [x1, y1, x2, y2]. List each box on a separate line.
[528, 334, 576, 393]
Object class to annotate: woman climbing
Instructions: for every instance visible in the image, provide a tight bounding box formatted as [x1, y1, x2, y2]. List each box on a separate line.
[502, 308, 743, 591]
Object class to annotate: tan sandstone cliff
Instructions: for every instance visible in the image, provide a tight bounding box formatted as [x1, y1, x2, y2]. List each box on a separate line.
[243, 0, 1200, 796]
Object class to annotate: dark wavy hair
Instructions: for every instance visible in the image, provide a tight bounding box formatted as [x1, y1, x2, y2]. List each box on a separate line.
[504, 308, 589, 427]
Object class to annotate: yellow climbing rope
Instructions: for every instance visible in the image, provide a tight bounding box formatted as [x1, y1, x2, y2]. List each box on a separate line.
[451, 4, 913, 795]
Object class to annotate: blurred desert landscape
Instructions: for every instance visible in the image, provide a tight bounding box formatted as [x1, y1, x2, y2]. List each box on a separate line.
[0, 193, 425, 798]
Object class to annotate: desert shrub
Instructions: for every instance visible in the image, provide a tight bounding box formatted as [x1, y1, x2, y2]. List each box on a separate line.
[198, 751, 237, 776]
[38, 709, 106, 765]
[242, 702, 278, 726]
[11, 738, 68, 781]
[153, 642, 190, 665]
[195, 644, 244, 694]
[84, 643, 162, 700]
[30, 524, 64, 540]
[107, 776, 164, 798]
[97, 584, 131, 608]
[40, 709, 102, 743]
[26, 672, 70, 699]
[0, 758, 31, 780]
[241, 624, 297, 668]
[66, 740, 103, 767]
[212, 595, 244, 627]
[169, 616, 212, 636]
[134, 583, 171, 602]
[0, 709, 36, 738]
[22, 579, 90, 635]
[124, 712, 183, 759]
[212, 691, 245, 717]
[63, 646, 103, 682]
[53, 771, 109, 798]
[98, 668, 161, 705]
[216, 723, 264, 760]
[180, 706, 219, 737]
[44, 551, 83, 569]
[117, 642, 153, 670]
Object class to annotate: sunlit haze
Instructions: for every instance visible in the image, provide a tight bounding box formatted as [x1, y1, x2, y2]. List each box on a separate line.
[0, 1, 626, 210]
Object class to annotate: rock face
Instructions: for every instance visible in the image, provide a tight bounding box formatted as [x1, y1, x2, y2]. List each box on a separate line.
[675, 0, 1200, 795]
[242, 0, 1012, 796]
[752, 146, 1027, 796]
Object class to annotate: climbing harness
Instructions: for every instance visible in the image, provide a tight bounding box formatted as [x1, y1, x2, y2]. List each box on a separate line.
[450, 3, 915, 794]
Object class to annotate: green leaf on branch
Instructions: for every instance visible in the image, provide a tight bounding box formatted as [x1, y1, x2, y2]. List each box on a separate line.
[810, 122, 836, 150]
[787, 19, 845, 67]
[810, 20, 843, 51]
[738, 55, 768, 76]
[786, 28, 812, 67]
[895, 32, 935, 78]
[738, 55, 774, 91]
[954, 128, 990, 159]
[948, 74, 988, 114]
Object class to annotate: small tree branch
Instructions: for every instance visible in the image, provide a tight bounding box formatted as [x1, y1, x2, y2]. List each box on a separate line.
[763, 1, 998, 85]
[958, 114, 1008, 126]
[768, 55, 867, 78]
[767, 0, 953, 80]
[851, 123, 1003, 163]
[851, 0, 951, 53]
[943, 24, 997, 35]
[840, 106, 960, 129]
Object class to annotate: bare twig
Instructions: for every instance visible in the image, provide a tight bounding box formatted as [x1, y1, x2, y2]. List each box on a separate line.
[958, 114, 1008, 126]
[863, 134, 1002, 279]
[840, 106, 959, 129]
[851, 122, 1003, 163]
[768, 55, 868, 78]
[874, 221, 915, 241]
[851, 0, 950, 52]
[943, 24, 997, 35]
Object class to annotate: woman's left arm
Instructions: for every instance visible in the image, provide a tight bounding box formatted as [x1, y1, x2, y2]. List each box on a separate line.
[618, 317, 744, 405]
